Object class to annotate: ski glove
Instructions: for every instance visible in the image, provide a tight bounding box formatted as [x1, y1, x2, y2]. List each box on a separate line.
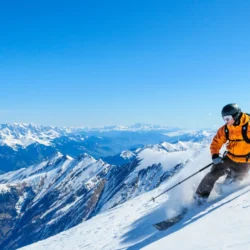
[212, 154, 223, 165]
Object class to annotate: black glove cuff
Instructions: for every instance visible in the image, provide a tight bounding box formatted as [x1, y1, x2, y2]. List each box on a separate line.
[212, 154, 219, 159]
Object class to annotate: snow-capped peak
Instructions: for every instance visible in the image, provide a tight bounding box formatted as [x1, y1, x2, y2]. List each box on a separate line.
[0, 123, 65, 149]
[120, 150, 136, 159]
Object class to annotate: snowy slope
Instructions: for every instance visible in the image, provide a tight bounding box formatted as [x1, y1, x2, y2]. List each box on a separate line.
[19, 182, 250, 250]
[0, 152, 112, 249]
[95, 140, 206, 213]
[144, 185, 250, 250]
[18, 143, 250, 250]
[0, 139, 210, 249]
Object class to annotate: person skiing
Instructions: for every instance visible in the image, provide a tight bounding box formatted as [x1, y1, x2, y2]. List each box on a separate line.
[195, 103, 250, 205]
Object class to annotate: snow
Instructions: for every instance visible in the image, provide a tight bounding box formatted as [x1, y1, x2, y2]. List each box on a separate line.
[19, 143, 250, 250]
[13, 140, 250, 250]
[19, 176, 250, 250]
[0, 124, 61, 148]
[164, 130, 199, 137]
[16, 194, 26, 214]
[163, 129, 214, 138]
[135, 141, 204, 172]
[120, 150, 135, 159]
[0, 123, 180, 149]
[144, 184, 250, 250]
[0, 184, 10, 193]
[56, 196, 82, 214]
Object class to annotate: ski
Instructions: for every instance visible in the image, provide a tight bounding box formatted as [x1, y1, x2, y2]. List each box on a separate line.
[153, 208, 188, 231]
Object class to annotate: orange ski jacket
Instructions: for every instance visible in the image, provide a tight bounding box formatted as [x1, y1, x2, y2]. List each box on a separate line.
[210, 113, 250, 163]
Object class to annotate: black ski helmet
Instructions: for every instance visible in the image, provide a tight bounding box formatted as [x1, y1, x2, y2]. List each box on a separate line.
[221, 103, 241, 120]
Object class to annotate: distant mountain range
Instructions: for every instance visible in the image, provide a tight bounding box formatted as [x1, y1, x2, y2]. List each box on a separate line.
[0, 123, 215, 173]
[0, 123, 178, 149]
[0, 139, 210, 249]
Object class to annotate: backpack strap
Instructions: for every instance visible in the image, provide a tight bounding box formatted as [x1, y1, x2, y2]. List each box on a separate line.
[224, 125, 243, 141]
[224, 125, 229, 140]
[225, 114, 250, 161]
[224, 124, 248, 142]
[224, 113, 250, 142]
[227, 151, 250, 162]
[242, 121, 250, 143]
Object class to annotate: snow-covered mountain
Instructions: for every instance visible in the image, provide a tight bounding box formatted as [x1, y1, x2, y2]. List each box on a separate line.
[0, 140, 208, 249]
[103, 150, 137, 165]
[0, 123, 180, 149]
[0, 123, 215, 173]
[0, 123, 213, 149]
[163, 129, 214, 143]
[18, 145, 250, 250]
[0, 123, 71, 148]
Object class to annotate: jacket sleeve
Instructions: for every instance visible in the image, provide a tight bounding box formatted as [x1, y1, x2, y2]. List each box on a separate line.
[210, 126, 227, 156]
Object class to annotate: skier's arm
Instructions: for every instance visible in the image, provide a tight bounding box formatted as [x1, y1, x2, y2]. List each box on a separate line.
[210, 126, 227, 157]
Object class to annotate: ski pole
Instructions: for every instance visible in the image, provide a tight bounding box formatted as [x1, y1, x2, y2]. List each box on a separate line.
[151, 162, 213, 202]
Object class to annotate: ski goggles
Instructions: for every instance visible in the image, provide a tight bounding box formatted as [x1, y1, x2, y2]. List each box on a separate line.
[223, 115, 233, 123]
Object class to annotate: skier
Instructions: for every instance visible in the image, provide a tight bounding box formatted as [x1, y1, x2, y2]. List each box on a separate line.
[153, 103, 250, 231]
[195, 103, 250, 205]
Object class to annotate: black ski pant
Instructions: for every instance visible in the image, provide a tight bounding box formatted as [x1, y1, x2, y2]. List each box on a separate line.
[195, 156, 250, 199]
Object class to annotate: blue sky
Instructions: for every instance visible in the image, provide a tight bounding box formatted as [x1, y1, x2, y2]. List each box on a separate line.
[0, 0, 250, 129]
